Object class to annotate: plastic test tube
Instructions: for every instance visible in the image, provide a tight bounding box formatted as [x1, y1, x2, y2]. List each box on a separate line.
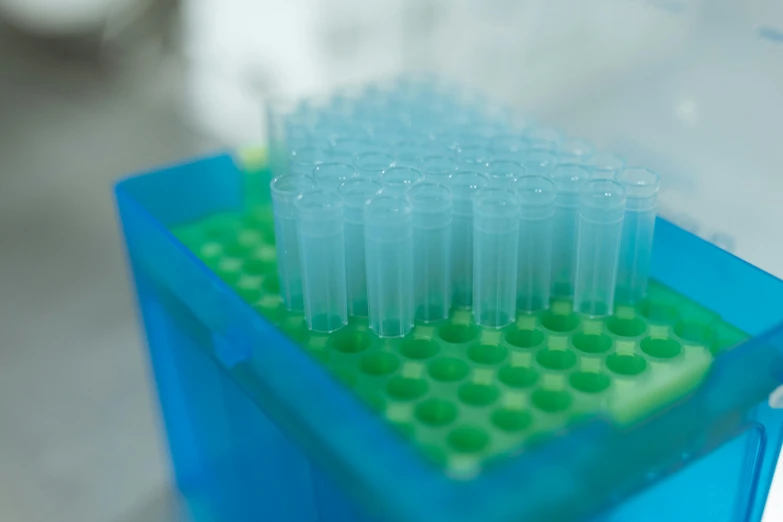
[551, 165, 590, 297]
[420, 155, 459, 184]
[409, 183, 452, 322]
[432, 127, 461, 153]
[473, 189, 520, 328]
[290, 146, 328, 176]
[559, 138, 595, 163]
[491, 133, 528, 161]
[574, 180, 626, 316]
[328, 137, 374, 163]
[339, 177, 383, 317]
[455, 144, 491, 170]
[487, 160, 525, 188]
[354, 151, 396, 179]
[524, 127, 563, 153]
[584, 151, 625, 179]
[379, 166, 425, 195]
[364, 194, 414, 337]
[394, 140, 431, 167]
[523, 150, 559, 177]
[448, 171, 490, 308]
[312, 162, 358, 190]
[295, 188, 349, 332]
[614, 168, 660, 305]
[511, 175, 556, 313]
[270, 174, 317, 311]
[369, 123, 408, 148]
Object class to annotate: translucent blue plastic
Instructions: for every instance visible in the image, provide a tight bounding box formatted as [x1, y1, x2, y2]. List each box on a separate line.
[511, 175, 556, 313]
[522, 150, 559, 177]
[379, 166, 425, 195]
[447, 171, 489, 308]
[270, 174, 316, 311]
[472, 189, 520, 328]
[312, 163, 358, 190]
[486, 160, 525, 188]
[574, 180, 626, 317]
[455, 144, 491, 171]
[490, 134, 528, 161]
[117, 154, 783, 522]
[364, 193, 414, 337]
[409, 182, 452, 323]
[584, 152, 626, 180]
[290, 146, 328, 176]
[559, 138, 595, 163]
[551, 165, 589, 297]
[615, 168, 661, 305]
[354, 152, 396, 178]
[295, 188, 348, 332]
[339, 178, 382, 317]
[419, 156, 459, 184]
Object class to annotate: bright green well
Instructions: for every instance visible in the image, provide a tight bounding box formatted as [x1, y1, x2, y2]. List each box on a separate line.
[172, 203, 748, 475]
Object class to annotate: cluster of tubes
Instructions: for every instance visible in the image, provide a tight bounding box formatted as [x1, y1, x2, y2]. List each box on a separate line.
[268, 78, 659, 337]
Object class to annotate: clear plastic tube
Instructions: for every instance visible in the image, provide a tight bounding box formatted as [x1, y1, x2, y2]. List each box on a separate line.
[354, 151, 396, 178]
[312, 163, 358, 190]
[526, 139, 559, 152]
[394, 140, 431, 167]
[511, 175, 556, 313]
[290, 146, 328, 176]
[420, 155, 459, 184]
[487, 160, 525, 188]
[295, 189, 349, 332]
[574, 180, 626, 316]
[280, 126, 318, 174]
[584, 151, 625, 179]
[379, 166, 425, 195]
[270, 174, 317, 311]
[266, 97, 306, 177]
[614, 168, 660, 305]
[312, 119, 345, 146]
[433, 128, 461, 153]
[559, 138, 595, 163]
[457, 123, 502, 145]
[409, 183, 452, 322]
[328, 137, 374, 163]
[522, 150, 559, 176]
[364, 194, 414, 337]
[455, 144, 491, 171]
[448, 171, 490, 308]
[473, 189, 520, 328]
[491, 133, 528, 161]
[551, 165, 590, 297]
[339, 177, 382, 317]
[524, 127, 562, 153]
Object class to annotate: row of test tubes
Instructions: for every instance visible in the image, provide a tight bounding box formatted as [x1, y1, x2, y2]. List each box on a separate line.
[267, 78, 660, 337]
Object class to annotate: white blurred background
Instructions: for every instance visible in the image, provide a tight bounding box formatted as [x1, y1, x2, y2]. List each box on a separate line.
[0, 0, 781, 521]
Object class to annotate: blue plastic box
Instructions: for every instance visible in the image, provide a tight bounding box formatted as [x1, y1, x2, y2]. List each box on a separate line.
[116, 154, 783, 522]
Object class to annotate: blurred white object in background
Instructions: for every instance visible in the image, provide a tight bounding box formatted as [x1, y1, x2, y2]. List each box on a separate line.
[0, 0, 152, 35]
[180, 0, 408, 147]
[179, 0, 695, 147]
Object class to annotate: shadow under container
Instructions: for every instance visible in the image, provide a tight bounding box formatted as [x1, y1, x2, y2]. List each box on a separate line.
[116, 153, 783, 522]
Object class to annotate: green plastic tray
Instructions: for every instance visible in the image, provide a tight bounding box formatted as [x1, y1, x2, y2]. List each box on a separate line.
[172, 197, 748, 477]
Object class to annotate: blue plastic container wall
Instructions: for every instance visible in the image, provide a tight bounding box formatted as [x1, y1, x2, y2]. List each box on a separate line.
[117, 154, 783, 522]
